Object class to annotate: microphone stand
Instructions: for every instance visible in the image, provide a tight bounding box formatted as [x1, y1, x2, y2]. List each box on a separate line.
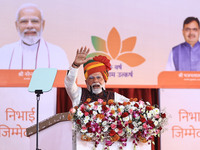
[28, 68, 57, 150]
[35, 90, 43, 150]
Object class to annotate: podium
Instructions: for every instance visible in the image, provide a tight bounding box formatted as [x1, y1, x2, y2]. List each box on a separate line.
[26, 113, 151, 150]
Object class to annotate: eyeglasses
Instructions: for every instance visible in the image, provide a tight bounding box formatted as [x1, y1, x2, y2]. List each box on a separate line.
[88, 75, 103, 81]
[184, 28, 199, 32]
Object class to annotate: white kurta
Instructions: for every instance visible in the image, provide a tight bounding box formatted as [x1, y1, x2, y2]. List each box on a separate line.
[64, 67, 129, 107]
[165, 51, 176, 71]
[0, 38, 69, 70]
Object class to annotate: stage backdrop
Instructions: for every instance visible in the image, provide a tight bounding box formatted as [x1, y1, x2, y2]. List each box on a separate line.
[1, 0, 200, 87]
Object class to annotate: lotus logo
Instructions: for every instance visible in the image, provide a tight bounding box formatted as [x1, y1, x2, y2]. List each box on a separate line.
[88, 27, 145, 67]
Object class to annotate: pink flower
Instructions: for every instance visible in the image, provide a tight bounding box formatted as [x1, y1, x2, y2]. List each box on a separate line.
[143, 123, 147, 129]
[98, 99, 104, 103]
[84, 112, 89, 116]
[125, 121, 129, 126]
[118, 130, 123, 134]
[133, 113, 139, 118]
[82, 126, 87, 130]
[129, 109, 133, 114]
[106, 112, 111, 117]
[111, 124, 116, 129]
[69, 108, 76, 114]
[156, 129, 160, 134]
[118, 112, 122, 116]
[139, 100, 144, 105]
[80, 104, 85, 110]
[122, 142, 127, 146]
[94, 105, 98, 110]
[105, 140, 113, 146]
[155, 114, 160, 119]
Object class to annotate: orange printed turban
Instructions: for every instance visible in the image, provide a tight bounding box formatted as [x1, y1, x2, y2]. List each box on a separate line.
[83, 55, 111, 82]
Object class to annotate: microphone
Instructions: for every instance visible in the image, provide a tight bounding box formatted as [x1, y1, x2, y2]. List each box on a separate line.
[90, 86, 93, 95]
[102, 87, 106, 98]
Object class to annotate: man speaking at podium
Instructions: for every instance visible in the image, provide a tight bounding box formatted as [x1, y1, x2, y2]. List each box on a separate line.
[0, 3, 69, 70]
[65, 47, 128, 107]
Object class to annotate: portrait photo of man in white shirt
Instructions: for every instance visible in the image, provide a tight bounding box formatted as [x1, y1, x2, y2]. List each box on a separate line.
[0, 3, 69, 70]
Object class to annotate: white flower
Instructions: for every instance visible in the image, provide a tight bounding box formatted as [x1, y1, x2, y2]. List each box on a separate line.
[153, 108, 160, 115]
[129, 114, 132, 120]
[133, 122, 138, 127]
[126, 127, 132, 134]
[108, 117, 113, 123]
[86, 133, 94, 137]
[90, 103, 94, 108]
[112, 112, 117, 117]
[141, 108, 145, 113]
[103, 126, 109, 132]
[154, 120, 158, 126]
[158, 118, 162, 122]
[115, 128, 119, 133]
[97, 105, 102, 113]
[77, 110, 83, 117]
[119, 105, 125, 112]
[131, 101, 135, 104]
[132, 106, 137, 110]
[106, 112, 111, 117]
[96, 118, 102, 123]
[83, 116, 90, 124]
[110, 105, 116, 111]
[81, 129, 87, 133]
[133, 127, 139, 133]
[147, 113, 152, 119]
[146, 102, 150, 105]
[139, 104, 143, 109]
[93, 111, 97, 116]
[135, 116, 140, 120]
[102, 121, 107, 126]
[138, 126, 143, 130]
[119, 131, 125, 136]
[123, 116, 129, 122]
[149, 110, 153, 114]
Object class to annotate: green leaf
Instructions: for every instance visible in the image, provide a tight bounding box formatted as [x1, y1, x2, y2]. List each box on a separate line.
[91, 36, 107, 52]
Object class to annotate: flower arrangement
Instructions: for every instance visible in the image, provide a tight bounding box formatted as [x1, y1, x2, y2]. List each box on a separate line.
[68, 98, 167, 150]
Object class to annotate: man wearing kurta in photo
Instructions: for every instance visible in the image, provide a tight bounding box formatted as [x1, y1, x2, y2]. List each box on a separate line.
[65, 47, 129, 107]
[0, 3, 69, 70]
[166, 17, 200, 71]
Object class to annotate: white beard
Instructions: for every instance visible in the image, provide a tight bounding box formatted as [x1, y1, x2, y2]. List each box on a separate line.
[87, 82, 106, 94]
[18, 28, 42, 45]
